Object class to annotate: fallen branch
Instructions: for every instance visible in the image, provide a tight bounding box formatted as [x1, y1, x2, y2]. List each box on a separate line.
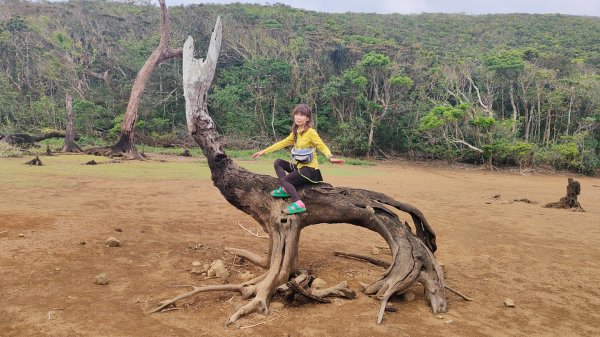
[237, 221, 268, 238]
[451, 139, 484, 153]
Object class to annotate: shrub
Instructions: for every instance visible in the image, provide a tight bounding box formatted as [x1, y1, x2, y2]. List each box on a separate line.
[333, 118, 368, 156]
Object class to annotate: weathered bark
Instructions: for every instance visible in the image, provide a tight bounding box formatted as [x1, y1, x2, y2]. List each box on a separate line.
[108, 0, 182, 159]
[544, 178, 584, 211]
[62, 94, 82, 153]
[152, 17, 446, 325]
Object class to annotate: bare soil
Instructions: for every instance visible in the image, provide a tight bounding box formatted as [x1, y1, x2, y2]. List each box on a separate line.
[1, 155, 599, 337]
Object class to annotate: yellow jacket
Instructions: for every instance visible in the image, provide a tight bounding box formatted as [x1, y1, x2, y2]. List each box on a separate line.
[263, 128, 332, 169]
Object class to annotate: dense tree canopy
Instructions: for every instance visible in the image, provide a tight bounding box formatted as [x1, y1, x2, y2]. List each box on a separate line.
[0, 1, 598, 172]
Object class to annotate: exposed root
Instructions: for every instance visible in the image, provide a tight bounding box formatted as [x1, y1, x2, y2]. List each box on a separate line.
[333, 251, 389, 267]
[444, 285, 474, 301]
[334, 249, 470, 305]
[224, 247, 269, 268]
[287, 278, 330, 303]
[377, 295, 392, 324]
[227, 298, 269, 326]
[148, 284, 242, 314]
[312, 281, 356, 299]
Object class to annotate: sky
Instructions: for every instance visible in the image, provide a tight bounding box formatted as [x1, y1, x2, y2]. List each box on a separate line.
[167, 0, 600, 17]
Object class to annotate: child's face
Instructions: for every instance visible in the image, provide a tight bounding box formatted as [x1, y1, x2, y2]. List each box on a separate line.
[294, 113, 309, 128]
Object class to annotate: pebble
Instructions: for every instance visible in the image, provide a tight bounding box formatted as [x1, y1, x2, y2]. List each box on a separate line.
[55, 267, 61, 271]
[436, 314, 444, 319]
[114, 228, 123, 232]
[504, 298, 515, 307]
[18, 233, 25, 237]
[79, 241, 86, 245]
[207, 259, 229, 282]
[94, 273, 110, 285]
[191, 261, 202, 266]
[445, 320, 453, 324]
[105, 237, 120, 247]
[311, 278, 327, 290]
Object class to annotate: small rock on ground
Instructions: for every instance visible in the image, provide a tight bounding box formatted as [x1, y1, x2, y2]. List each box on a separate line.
[105, 237, 120, 247]
[504, 298, 515, 307]
[94, 273, 110, 285]
[311, 278, 327, 290]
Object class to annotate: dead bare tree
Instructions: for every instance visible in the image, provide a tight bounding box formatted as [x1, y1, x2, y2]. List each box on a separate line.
[100, 0, 182, 159]
[151, 17, 447, 325]
[62, 94, 82, 153]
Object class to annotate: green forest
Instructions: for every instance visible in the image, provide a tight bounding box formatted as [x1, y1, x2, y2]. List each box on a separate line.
[1, 1, 599, 173]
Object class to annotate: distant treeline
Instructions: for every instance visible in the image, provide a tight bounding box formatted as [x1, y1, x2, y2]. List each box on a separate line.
[0, 1, 599, 172]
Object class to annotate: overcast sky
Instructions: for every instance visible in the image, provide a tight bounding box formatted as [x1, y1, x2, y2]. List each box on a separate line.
[168, 0, 600, 16]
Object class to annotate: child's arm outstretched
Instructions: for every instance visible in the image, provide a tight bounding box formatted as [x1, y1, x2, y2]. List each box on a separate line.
[308, 129, 345, 165]
[252, 133, 294, 158]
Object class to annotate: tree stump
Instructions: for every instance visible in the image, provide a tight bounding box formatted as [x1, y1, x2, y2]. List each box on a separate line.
[24, 156, 43, 166]
[150, 18, 447, 325]
[46, 144, 54, 156]
[544, 178, 584, 211]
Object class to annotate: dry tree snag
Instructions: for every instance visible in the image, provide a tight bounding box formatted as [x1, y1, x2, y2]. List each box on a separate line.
[151, 18, 446, 325]
[24, 156, 43, 166]
[101, 0, 182, 159]
[62, 94, 82, 153]
[544, 178, 584, 211]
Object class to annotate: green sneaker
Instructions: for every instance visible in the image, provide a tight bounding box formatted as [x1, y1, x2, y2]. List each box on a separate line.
[271, 187, 291, 198]
[284, 201, 306, 214]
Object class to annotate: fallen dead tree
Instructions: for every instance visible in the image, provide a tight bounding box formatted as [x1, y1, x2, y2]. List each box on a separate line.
[150, 17, 447, 325]
[1, 131, 69, 147]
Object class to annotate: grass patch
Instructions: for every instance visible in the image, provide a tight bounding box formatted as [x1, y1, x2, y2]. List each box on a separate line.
[0, 141, 23, 158]
[0, 154, 211, 187]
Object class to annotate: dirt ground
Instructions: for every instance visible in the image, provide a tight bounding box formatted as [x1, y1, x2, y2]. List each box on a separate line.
[1, 154, 599, 337]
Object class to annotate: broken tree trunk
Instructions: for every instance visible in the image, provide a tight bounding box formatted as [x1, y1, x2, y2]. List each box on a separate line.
[544, 178, 584, 211]
[0, 131, 68, 147]
[62, 94, 82, 153]
[151, 17, 446, 325]
[106, 0, 182, 159]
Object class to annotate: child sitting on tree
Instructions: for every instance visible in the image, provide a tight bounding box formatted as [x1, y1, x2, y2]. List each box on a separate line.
[252, 104, 345, 214]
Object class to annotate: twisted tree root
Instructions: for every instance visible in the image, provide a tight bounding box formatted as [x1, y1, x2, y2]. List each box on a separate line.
[333, 250, 474, 302]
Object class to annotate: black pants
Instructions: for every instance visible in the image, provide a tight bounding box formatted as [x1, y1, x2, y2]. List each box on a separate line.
[274, 159, 322, 202]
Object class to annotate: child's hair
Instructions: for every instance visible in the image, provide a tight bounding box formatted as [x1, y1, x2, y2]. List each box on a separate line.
[291, 104, 313, 142]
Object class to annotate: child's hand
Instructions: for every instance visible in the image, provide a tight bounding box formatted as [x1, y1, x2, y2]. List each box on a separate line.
[329, 157, 345, 164]
[251, 150, 265, 158]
